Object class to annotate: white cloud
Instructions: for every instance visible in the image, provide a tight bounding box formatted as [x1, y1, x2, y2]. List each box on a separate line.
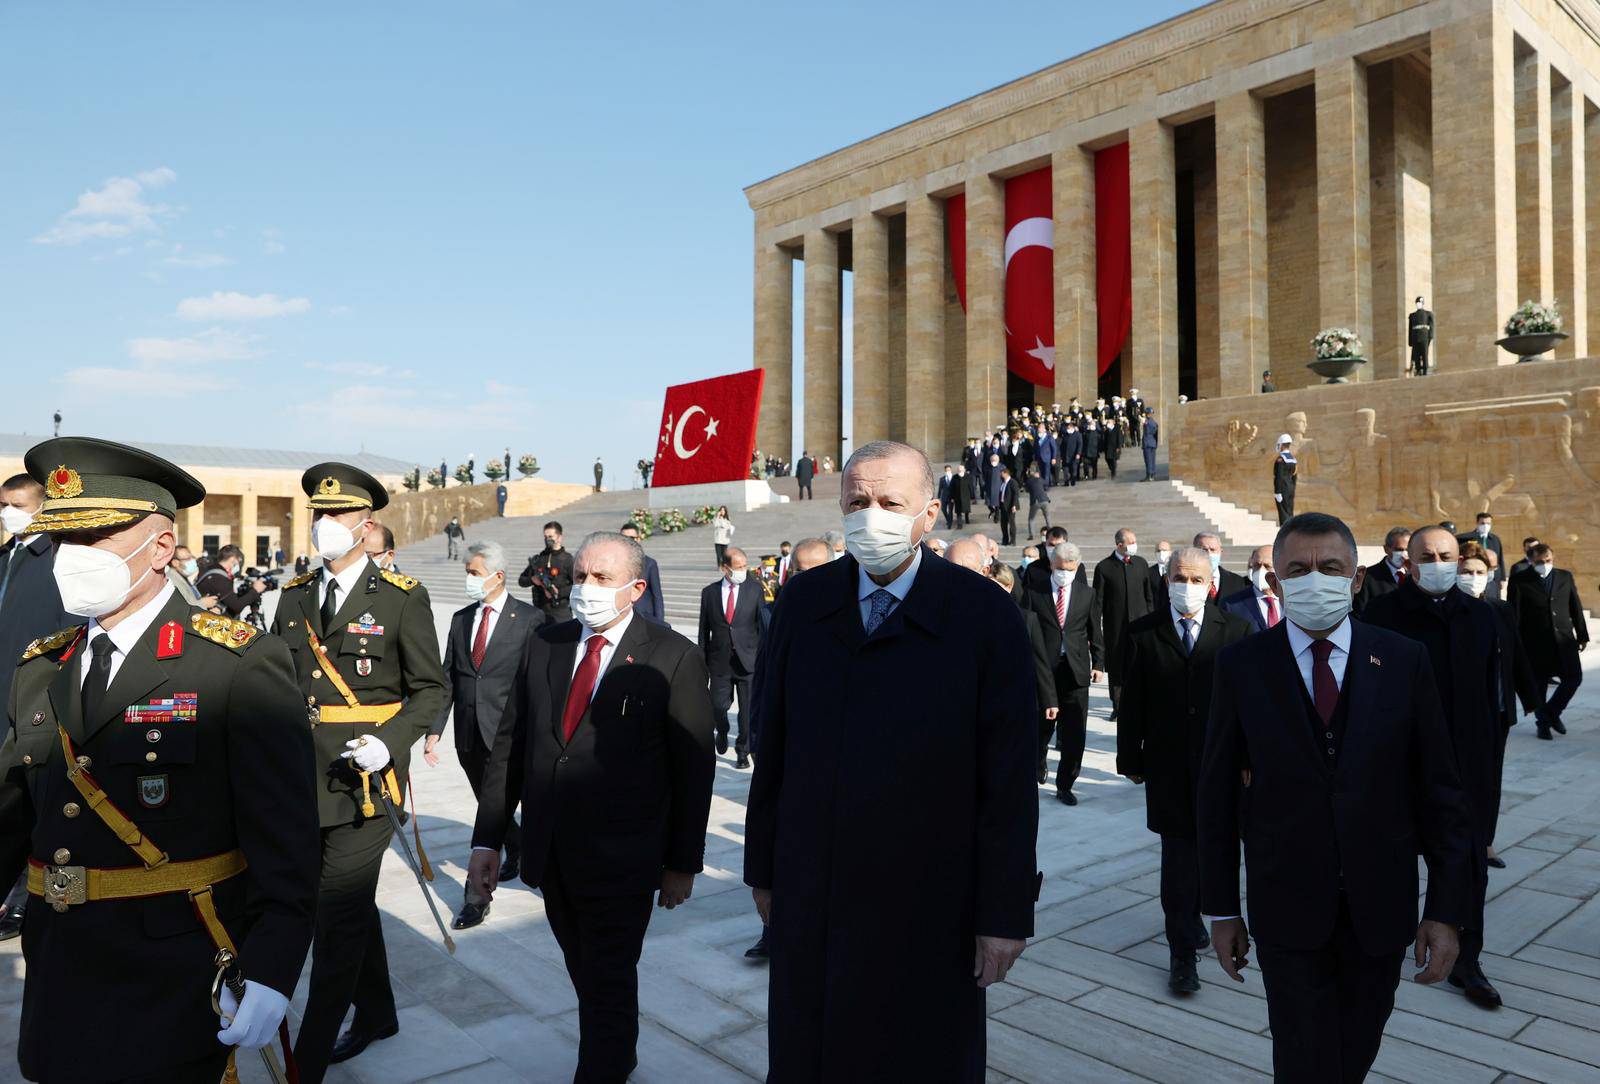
[163, 244, 231, 269]
[290, 382, 521, 432]
[126, 327, 260, 364]
[34, 168, 178, 245]
[177, 291, 310, 321]
[262, 228, 286, 255]
[303, 361, 414, 379]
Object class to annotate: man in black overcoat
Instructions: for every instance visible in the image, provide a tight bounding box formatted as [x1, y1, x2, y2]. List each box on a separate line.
[1508, 542, 1589, 736]
[1023, 541, 1102, 803]
[1093, 528, 1153, 718]
[745, 441, 1039, 1083]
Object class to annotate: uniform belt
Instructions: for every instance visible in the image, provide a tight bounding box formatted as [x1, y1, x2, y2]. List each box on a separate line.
[315, 702, 402, 724]
[26, 848, 246, 909]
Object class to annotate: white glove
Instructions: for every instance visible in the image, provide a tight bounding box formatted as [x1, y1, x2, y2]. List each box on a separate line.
[1274, 494, 1283, 503]
[217, 979, 289, 1050]
[342, 735, 392, 772]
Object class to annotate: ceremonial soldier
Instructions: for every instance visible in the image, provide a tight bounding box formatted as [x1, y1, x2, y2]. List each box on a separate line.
[0, 437, 319, 1084]
[271, 463, 447, 1083]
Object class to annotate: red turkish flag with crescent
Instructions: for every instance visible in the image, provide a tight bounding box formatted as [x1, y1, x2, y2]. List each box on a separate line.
[651, 369, 766, 487]
[1003, 167, 1054, 387]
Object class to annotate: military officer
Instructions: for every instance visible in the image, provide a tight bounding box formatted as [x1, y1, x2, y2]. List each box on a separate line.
[0, 437, 320, 1084]
[271, 462, 447, 1083]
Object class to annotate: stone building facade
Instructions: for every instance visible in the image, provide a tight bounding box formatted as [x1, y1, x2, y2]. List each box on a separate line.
[745, 0, 1600, 466]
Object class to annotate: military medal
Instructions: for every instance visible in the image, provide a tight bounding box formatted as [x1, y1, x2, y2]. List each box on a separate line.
[124, 693, 198, 723]
[356, 658, 373, 676]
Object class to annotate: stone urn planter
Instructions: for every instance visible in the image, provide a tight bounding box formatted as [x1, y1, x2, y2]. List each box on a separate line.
[1307, 355, 1367, 384]
[1496, 331, 1567, 363]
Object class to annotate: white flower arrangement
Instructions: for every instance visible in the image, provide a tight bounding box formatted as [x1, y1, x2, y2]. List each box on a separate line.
[1311, 327, 1364, 360]
[1504, 300, 1563, 337]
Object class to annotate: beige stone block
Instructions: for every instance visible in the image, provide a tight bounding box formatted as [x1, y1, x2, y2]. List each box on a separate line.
[906, 196, 946, 455]
[238, 491, 258, 562]
[852, 212, 890, 447]
[1216, 91, 1268, 398]
[1369, 56, 1435, 382]
[803, 227, 842, 462]
[1052, 144, 1096, 406]
[753, 238, 793, 458]
[965, 172, 1006, 436]
[1586, 102, 1600, 358]
[1516, 46, 1555, 306]
[1432, 6, 1517, 369]
[1552, 77, 1587, 356]
[1130, 119, 1179, 418]
[1266, 87, 1321, 392]
[1191, 122, 1220, 400]
[1316, 57, 1373, 380]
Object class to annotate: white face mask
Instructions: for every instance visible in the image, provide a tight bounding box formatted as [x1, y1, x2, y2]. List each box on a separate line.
[1208, 552, 1221, 573]
[464, 572, 501, 601]
[843, 506, 923, 576]
[728, 568, 748, 585]
[1050, 568, 1073, 589]
[54, 531, 160, 619]
[1457, 572, 1489, 598]
[0, 505, 35, 536]
[311, 517, 365, 561]
[570, 580, 637, 629]
[1156, 551, 1171, 567]
[1278, 571, 1354, 631]
[1476, 524, 1490, 536]
[1170, 581, 1210, 615]
[179, 558, 199, 579]
[1249, 566, 1272, 593]
[1535, 562, 1554, 578]
[1122, 543, 1138, 557]
[1388, 550, 1407, 569]
[1415, 561, 1458, 596]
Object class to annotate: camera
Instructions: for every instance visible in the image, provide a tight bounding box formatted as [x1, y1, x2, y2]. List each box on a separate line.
[243, 567, 281, 592]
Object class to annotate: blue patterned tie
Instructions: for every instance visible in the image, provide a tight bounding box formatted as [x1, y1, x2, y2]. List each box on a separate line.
[864, 589, 897, 635]
[1180, 617, 1196, 655]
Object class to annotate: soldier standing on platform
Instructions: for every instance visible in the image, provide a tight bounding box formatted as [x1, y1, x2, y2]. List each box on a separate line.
[1410, 296, 1435, 375]
[0, 437, 319, 1084]
[271, 463, 448, 1083]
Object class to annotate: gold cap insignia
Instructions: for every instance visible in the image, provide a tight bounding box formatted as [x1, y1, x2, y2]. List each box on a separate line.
[317, 476, 342, 497]
[45, 465, 84, 500]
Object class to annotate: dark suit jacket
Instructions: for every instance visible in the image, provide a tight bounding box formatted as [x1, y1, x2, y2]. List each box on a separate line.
[1024, 577, 1103, 687]
[0, 534, 69, 709]
[636, 554, 666, 624]
[433, 594, 545, 755]
[1117, 604, 1252, 837]
[1354, 559, 1404, 615]
[1022, 608, 1058, 714]
[1508, 566, 1590, 677]
[1219, 587, 1272, 632]
[1092, 552, 1153, 676]
[997, 477, 1019, 512]
[796, 456, 816, 483]
[698, 576, 763, 674]
[472, 615, 715, 893]
[1197, 621, 1473, 954]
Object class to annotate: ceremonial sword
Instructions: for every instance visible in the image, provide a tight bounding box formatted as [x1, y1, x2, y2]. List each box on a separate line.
[212, 949, 294, 1084]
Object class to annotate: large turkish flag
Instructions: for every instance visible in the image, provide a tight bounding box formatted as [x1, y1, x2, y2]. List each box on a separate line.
[651, 369, 766, 487]
[1003, 167, 1055, 387]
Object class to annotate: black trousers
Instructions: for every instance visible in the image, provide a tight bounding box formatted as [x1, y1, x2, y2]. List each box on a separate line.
[797, 480, 812, 499]
[1276, 493, 1295, 523]
[1105, 453, 1118, 478]
[295, 817, 398, 1084]
[999, 506, 1016, 545]
[714, 543, 728, 567]
[942, 499, 955, 529]
[459, 726, 520, 905]
[1255, 897, 1404, 1084]
[1546, 640, 1584, 720]
[710, 660, 752, 754]
[101, 1050, 231, 1084]
[1159, 834, 1205, 957]
[541, 854, 656, 1084]
[1045, 674, 1088, 792]
[1064, 459, 1079, 485]
[1084, 455, 1099, 480]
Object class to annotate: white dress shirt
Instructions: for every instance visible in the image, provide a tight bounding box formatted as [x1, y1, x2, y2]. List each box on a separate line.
[1252, 588, 1278, 627]
[81, 582, 176, 689]
[720, 576, 743, 619]
[1286, 616, 1352, 696]
[857, 546, 922, 627]
[471, 589, 506, 649]
[572, 606, 635, 692]
[318, 557, 372, 616]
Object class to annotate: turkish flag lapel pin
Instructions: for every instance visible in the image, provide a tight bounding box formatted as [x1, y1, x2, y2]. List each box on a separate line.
[1369, 655, 1381, 667]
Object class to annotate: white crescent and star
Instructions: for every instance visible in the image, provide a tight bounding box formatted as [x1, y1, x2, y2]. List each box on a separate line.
[672, 405, 720, 459]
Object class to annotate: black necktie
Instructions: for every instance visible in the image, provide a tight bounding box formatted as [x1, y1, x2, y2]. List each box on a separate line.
[82, 633, 115, 724]
[321, 579, 340, 632]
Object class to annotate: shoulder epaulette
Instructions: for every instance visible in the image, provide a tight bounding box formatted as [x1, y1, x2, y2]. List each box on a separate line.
[284, 571, 317, 589]
[191, 613, 261, 652]
[380, 569, 419, 591]
[20, 626, 84, 662]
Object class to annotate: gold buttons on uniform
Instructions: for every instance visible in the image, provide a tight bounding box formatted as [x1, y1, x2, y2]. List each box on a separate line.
[288, 620, 297, 628]
[359, 648, 367, 655]
[145, 751, 158, 763]
[21, 755, 32, 765]
[359, 637, 368, 645]
[53, 848, 71, 865]
[63, 803, 80, 818]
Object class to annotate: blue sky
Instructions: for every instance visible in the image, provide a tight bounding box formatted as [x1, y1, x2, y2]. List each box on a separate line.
[1, 1, 1193, 484]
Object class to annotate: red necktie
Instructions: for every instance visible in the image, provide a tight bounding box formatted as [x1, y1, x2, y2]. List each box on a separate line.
[725, 582, 737, 625]
[1056, 585, 1067, 628]
[1264, 595, 1280, 627]
[1310, 639, 1338, 727]
[780, 558, 789, 584]
[471, 604, 493, 670]
[1208, 581, 1218, 601]
[1396, 569, 1406, 585]
[561, 635, 607, 742]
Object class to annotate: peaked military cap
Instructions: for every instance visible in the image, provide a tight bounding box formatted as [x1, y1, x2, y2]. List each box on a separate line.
[24, 437, 205, 533]
[302, 461, 389, 512]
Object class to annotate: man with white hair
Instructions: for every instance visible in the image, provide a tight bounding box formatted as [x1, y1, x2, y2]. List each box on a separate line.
[1273, 433, 1297, 523]
[746, 440, 1039, 1081]
[822, 528, 846, 560]
[1022, 541, 1104, 803]
[429, 538, 546, 929]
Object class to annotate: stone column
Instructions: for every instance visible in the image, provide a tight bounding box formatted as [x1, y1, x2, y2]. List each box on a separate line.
[1216, 92, 1268, 398]
[1316, 58, 1373, 379]
[965, 172, 1006, 437]
[905, 195, 946, 456]
[1432, 7, 1516, 369]
[803, 228, 841, 463]
[1586, 103, 1600, 355]
[1130, 119, 1178, 418]
[183, 504, 206, 555]
[1515, 48, 1554, 307]
[852, 213, 890, 447]
[289, 497, 311, 565]
[754, 236, 793, 458]
[1053, 144, 1096, 406]
[238, 491, 258, 565]
[1552, 77, 1587, 357]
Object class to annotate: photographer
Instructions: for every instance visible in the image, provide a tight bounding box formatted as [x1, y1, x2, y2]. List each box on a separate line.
[195, 542, 268, 617]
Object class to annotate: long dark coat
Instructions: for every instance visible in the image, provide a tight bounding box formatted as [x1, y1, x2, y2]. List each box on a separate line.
[1508, 566, 1590, 678]
[1092, 552, 1153, 681]
[745, 549, 1039, 1082]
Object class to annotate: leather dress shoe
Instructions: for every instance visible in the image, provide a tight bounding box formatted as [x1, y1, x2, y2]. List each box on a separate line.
[1550, 717, 1568, 735]
[736, 754, 750, 769]
[498, 854, 520, 883]
[1036, 766, 1048, 785]
[330, 1022, 400, 1063]
[715, 731, 729, 755]
[1057, 790, 1078, 806]
[1169, 955, 1201, 994]
[1537, 726, 1554, 740]
[452, 900, 490, 930]
[1449, 966, 1503, 1009]
[744, 932, 770, 959]
[1486, 854, 1507, 870]
[0, 902, 24, 942]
